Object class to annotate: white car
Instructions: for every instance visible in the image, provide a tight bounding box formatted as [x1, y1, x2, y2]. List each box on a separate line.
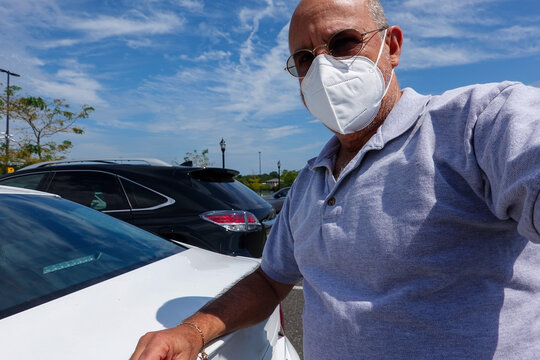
[0, 186, 299, 360]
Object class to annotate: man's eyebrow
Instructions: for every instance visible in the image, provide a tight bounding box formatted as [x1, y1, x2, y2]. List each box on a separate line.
[292, 30, 336, 52]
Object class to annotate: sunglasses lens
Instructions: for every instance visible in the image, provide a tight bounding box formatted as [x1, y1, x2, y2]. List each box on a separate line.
[285, 28, 373, 78]
[328, 29, 365, 58]
[288, 50, 314, 78]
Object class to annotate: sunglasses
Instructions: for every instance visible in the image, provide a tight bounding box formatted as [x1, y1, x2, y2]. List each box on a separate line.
[285, 27, 388, 78]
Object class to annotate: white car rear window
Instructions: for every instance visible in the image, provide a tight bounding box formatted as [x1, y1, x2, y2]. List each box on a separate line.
[0, 194, 184, 319]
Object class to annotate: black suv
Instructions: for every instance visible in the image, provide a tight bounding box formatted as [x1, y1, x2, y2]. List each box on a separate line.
[0, 159, 275, 257]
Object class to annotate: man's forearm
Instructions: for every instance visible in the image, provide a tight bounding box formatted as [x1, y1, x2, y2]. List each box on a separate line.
[183, 267, 293, 345]
[130, 267, 293, 360]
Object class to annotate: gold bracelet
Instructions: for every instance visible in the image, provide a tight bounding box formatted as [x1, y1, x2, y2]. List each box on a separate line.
[178, 321, 209, 360]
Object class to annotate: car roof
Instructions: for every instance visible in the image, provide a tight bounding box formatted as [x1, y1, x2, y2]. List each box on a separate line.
[4, 163, 241, 179]
[19, 158, 173, 170]
[0, 185, 59, 197]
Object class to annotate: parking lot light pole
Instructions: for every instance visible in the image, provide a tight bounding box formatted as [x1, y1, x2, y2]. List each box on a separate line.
[220, 138, 226, 168]
[258, 151, 261, 176]
[0, 68, 21, 173]
[277, 160, 281, 190]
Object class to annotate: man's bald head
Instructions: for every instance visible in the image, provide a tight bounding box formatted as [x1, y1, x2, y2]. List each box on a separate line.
[289, 0, 388, 54]
[291, 0, 387, 33]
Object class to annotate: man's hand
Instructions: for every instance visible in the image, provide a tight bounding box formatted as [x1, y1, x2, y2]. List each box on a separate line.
[129, 268, 293, 360]
[129, 325, 203, 360]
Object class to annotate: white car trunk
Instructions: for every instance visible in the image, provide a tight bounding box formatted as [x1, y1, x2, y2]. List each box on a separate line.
[0, 247, 265, 359]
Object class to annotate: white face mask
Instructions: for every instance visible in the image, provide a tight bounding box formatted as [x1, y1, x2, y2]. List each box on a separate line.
[300, 29, 393, 134]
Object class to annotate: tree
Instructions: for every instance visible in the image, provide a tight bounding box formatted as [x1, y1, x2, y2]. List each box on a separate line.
[247, 177, 263, 193]
[281, 169, 300, 186]
[13, 97, 92, 161]
[236, 169, 299, 194]
[174, 148, 214, 167]
[0, 86, 93, 168]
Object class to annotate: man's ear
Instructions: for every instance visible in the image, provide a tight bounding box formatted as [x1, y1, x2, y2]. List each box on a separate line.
[387, 25, 403, 68]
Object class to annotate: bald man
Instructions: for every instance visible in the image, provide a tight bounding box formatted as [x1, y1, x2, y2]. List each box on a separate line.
[131, 1, 540, 359]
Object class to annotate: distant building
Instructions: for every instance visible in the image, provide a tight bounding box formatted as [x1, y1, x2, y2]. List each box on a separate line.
[265, 178, 280, 187]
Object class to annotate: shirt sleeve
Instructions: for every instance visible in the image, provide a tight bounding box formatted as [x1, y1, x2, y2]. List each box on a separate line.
[261, 183, 303, 284]
[473, 82, 540, 242]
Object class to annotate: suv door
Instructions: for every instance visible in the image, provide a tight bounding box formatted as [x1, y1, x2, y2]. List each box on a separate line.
[44, 171, 132, 222]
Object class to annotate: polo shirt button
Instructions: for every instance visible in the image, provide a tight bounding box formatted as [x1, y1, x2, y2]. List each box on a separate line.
[327, 197, 336, 206]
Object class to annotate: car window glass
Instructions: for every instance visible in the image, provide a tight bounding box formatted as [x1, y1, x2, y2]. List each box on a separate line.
[120, 179, 168, 209]
[0, 195, 183, 319]
[0, 173, 46, 190]
[191, 179, 269, 209]
[47, 171, 129, 211]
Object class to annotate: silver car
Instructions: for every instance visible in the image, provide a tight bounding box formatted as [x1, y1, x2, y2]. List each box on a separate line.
[263, 187, 291, 213]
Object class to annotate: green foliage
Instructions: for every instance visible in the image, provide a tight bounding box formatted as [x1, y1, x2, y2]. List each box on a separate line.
[247, 177, 262, 193]
[173, 148, 214, 167]
[0, 85, 93, 170]
[236, 168, 299, 193]
[281, 169, 300, 186]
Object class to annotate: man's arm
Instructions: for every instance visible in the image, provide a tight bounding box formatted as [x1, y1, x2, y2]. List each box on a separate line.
[472, 83, 540, 242]
[130, 267, 294, 360]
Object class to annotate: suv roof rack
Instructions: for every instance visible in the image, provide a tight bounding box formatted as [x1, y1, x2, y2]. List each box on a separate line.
[19, 158, 173, 170]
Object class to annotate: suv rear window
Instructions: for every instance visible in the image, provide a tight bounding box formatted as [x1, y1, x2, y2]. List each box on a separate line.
[192, 179, 269, 209]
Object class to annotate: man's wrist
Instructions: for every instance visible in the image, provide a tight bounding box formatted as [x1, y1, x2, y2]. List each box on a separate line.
[177, 321, 209, 360]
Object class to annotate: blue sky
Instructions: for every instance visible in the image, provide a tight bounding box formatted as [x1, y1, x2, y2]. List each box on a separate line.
[0, 0, 539, 174]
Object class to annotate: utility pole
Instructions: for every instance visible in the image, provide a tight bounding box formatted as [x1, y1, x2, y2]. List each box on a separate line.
[0, 68, 21, 173]
[258, 151, 261, 176]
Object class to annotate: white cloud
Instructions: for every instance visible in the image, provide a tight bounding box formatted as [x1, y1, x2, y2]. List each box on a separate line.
[385, 0, 540, 70]
[126, 38, 154, 48]
[38, 39, 81, 50]
[399, 41, 490, 69]
[399, 23, 540, 70]
[132, 7, 301, 130]
[178, 0, 204, 12]
[197, 23, 233, 44]
[208, 23, 301, 121]
[265, 125, 304, 140]
[32, 68, 105, 106]
[0, 0, 60, 29]
[289, 140, 328, 153]
[180, 50, 232, 62]
[67, 12, 185, 40]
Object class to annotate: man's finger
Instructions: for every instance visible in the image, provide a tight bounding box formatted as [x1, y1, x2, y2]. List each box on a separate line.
[129, 332, 154, 360]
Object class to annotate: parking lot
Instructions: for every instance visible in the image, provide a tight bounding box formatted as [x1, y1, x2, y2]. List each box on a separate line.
[282, 282, 305, 360]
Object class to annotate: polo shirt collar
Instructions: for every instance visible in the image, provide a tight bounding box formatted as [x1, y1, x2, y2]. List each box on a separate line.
[308, 87, 431, 172]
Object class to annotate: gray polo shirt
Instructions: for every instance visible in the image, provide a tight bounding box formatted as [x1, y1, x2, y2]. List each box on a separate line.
[261, 82, 540, 359]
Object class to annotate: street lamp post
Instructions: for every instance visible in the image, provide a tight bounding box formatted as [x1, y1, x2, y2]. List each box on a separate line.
[220, 138, 226, 168]
[258, 151, 261, 176]
[0, 68, 21, 173]
[277, 160, 281, 190]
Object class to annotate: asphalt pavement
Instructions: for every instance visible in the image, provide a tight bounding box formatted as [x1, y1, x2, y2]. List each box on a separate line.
[282, 282, 304, 359]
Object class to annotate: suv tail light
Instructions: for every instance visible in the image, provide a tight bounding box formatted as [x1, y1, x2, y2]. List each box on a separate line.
[200, 211, 262, 232]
